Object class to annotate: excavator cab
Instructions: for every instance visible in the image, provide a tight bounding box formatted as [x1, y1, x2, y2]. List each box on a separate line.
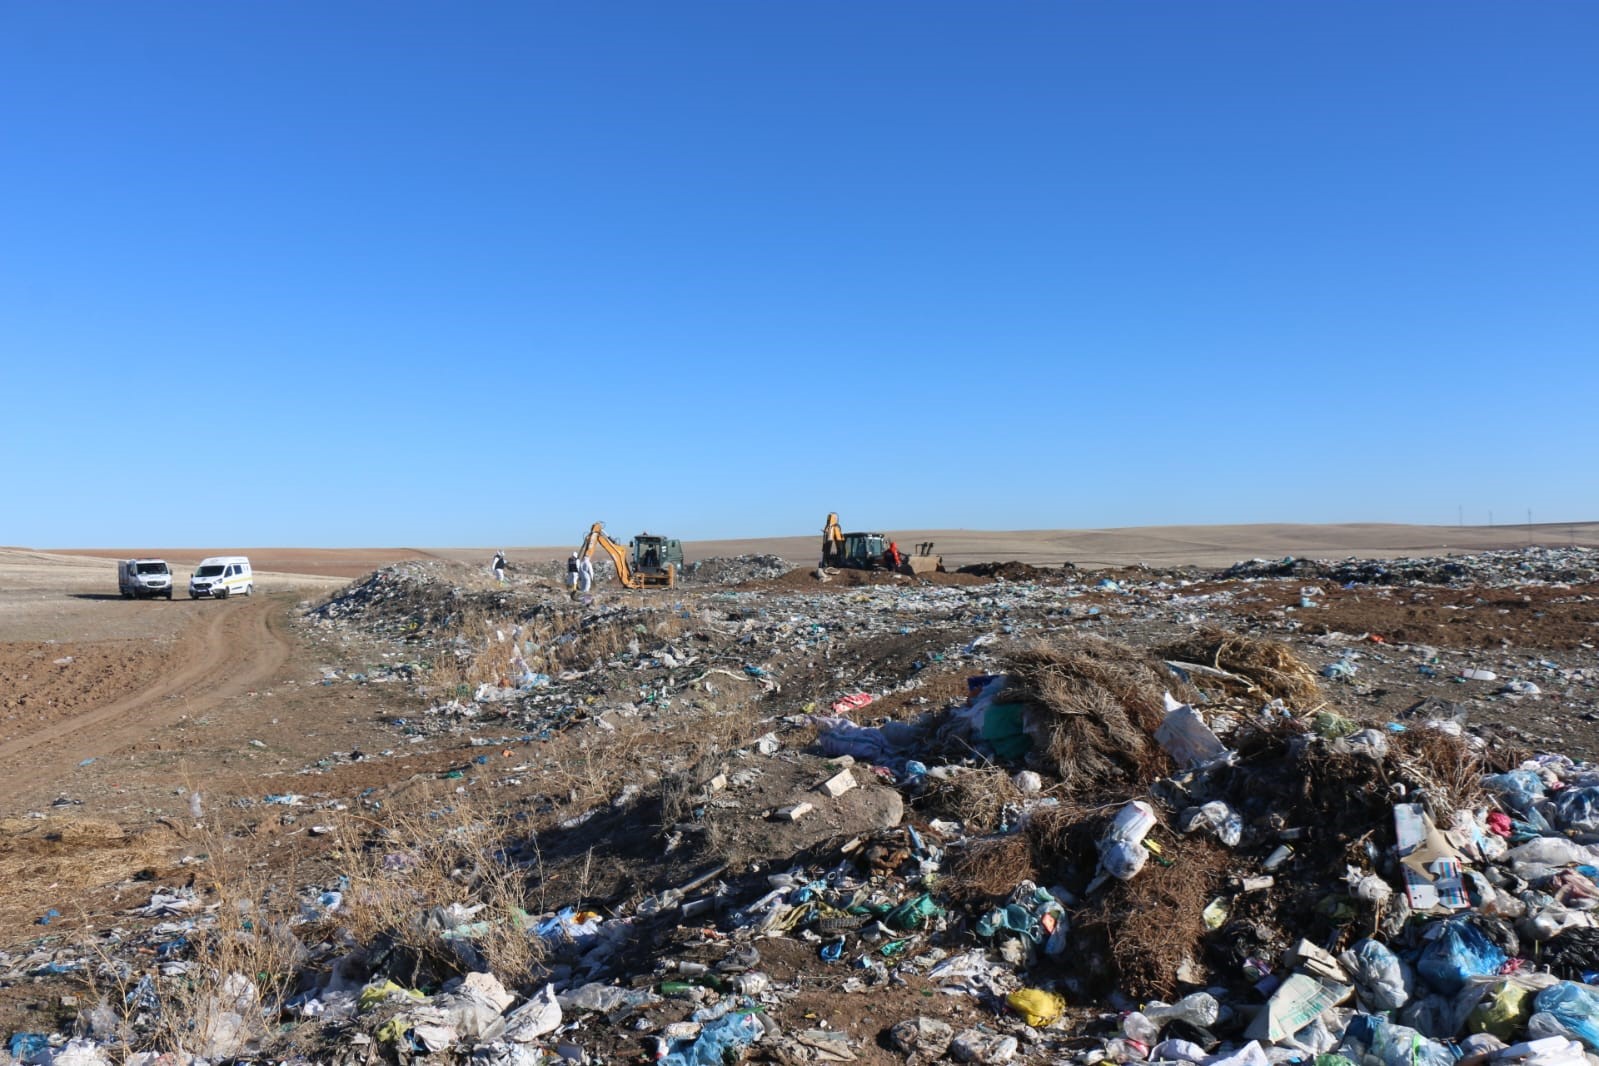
[579, 522, 680, 589]
[841, 532, 888, 567]
[630, 534, 682, 579]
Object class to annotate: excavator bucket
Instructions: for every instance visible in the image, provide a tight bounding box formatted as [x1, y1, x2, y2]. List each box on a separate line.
[904, 554, 944, 576]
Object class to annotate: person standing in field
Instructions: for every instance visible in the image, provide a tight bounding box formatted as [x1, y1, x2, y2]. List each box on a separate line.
[566, 552, 581, 596]
[492, 550, 507, 583]
[577, 553, 594, 594]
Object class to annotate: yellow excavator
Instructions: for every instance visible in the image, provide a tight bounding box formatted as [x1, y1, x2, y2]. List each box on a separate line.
[821, 513, 943, 575]
[577, 522, 681, 589]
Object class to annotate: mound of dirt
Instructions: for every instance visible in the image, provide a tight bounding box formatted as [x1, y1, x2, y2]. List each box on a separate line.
[956, 560, 1074, 581]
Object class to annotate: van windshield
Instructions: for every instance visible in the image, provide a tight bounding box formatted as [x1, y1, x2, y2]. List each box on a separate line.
[136, 563, 168, 575]
[196, 565, 225, 577]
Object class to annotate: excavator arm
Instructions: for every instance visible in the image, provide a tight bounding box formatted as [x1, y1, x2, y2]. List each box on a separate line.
[578, 522, 640, 589]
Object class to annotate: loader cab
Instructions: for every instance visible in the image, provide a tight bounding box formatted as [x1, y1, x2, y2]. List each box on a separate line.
[630, 533, 683, 574]
[842, 532, 888, 568]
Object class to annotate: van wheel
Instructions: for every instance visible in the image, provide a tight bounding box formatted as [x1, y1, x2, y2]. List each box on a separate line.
[244, 584, 253, 597]
[165, 591, 173, 600]
[122, 591, 133, 599]
[190, 592, 199, 599]
[216, 587, 229, 600]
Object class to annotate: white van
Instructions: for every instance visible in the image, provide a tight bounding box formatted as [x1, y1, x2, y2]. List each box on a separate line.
[189, 556, 253, 599]
[118, 559, 173, 600]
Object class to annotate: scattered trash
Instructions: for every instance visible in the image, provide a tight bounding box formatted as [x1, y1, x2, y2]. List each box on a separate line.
[11, 545, 1599, 1064]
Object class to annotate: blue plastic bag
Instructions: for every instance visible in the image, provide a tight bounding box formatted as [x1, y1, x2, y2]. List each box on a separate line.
[1340, 939, 1411, 1011]
[1552, 787, 1599, 839]
[1532, 982, 1599, 1051]
[1483, 771, 1550, 826]
[1339, 1015, 1455, 1066]
[1416, 918, 1506, 994]
[7, 1035, 49, 1063]
[660, 1011, 764, 1066]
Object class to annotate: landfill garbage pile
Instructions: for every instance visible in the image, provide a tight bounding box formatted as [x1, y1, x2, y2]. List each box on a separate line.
[679, 555, 794, 585]
[1220, 547, 1599, 588]
[308, 561, 545, 638]
[7, 548, 1599, 1065]
[958, 562, 1078, 582]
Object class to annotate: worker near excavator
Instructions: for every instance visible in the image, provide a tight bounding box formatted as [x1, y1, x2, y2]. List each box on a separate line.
[577, 553, 594, 594]
[566, 552, 581, 595]
[884, 541, 904, 571]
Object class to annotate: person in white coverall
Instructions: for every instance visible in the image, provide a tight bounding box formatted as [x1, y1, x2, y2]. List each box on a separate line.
[577, 554, 594, 594]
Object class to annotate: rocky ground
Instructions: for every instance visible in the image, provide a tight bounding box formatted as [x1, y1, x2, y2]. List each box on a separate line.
[2, 546, 1598, 1065]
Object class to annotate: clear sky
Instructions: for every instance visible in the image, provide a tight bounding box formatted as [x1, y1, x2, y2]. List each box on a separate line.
[4, 2, 1595, 548]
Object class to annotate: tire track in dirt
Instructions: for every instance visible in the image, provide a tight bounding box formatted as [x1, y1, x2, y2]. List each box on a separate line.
[0, 596, 292, 803]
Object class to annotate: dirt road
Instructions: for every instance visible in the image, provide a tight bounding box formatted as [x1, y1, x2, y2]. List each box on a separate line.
[0, 596, 294, 803]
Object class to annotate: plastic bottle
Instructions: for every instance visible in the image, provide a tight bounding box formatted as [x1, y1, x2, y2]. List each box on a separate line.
[1122, 1012, 1159, 1045]
[732, 972, 770, 995]
[1143, 992, 1220, 1028]
[1104, 1037, 1150, 1062]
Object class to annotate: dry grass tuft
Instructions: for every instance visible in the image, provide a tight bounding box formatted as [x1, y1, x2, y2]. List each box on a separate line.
[946, 834, 1037, 899]
[1159, 626, 1322, 705]
[1075, 837, 1229, 1000]
[923, 766, 1025, 834]
[1391, 726, 1485, 814]
[70, 826, 309, 1059]
[1001, 637, 1181, 796]
[335, 800, 545, 986]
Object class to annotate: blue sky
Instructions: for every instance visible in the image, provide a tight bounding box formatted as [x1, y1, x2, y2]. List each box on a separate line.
[4, 2, 1595, 547]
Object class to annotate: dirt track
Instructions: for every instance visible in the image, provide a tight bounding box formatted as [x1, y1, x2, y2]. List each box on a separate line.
[0, 596, 292, 803]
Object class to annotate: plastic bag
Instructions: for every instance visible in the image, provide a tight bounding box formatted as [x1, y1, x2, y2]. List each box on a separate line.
[1416, 917, 1507, 995]
[1006, 988, 1064, 1027]
[1507, 837, 1598, 867]
[1525, 904, 1595, 941]
[1541, 926, 1599, 981]
[1100, 841, 1148, 880]
[1484, 771, 1551, 826]
[1340, 939, 1411, 1012]
[1469, 979, 1537, 1040]
[1399, 992, 1478, 1041]
[660, 1011, 764, 1066]
[1151, 1039, 1208, 1063]
[1531, 982, 1599, 1051]
[1553, 787, 1599, 840]
[1098, 803, 1156, 880]
[1339, 1015, 1454, 1066]
[1331, 729, 1390, 759]
[502, 985, 562, 1042]
[1180, 802, 1243, 847]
